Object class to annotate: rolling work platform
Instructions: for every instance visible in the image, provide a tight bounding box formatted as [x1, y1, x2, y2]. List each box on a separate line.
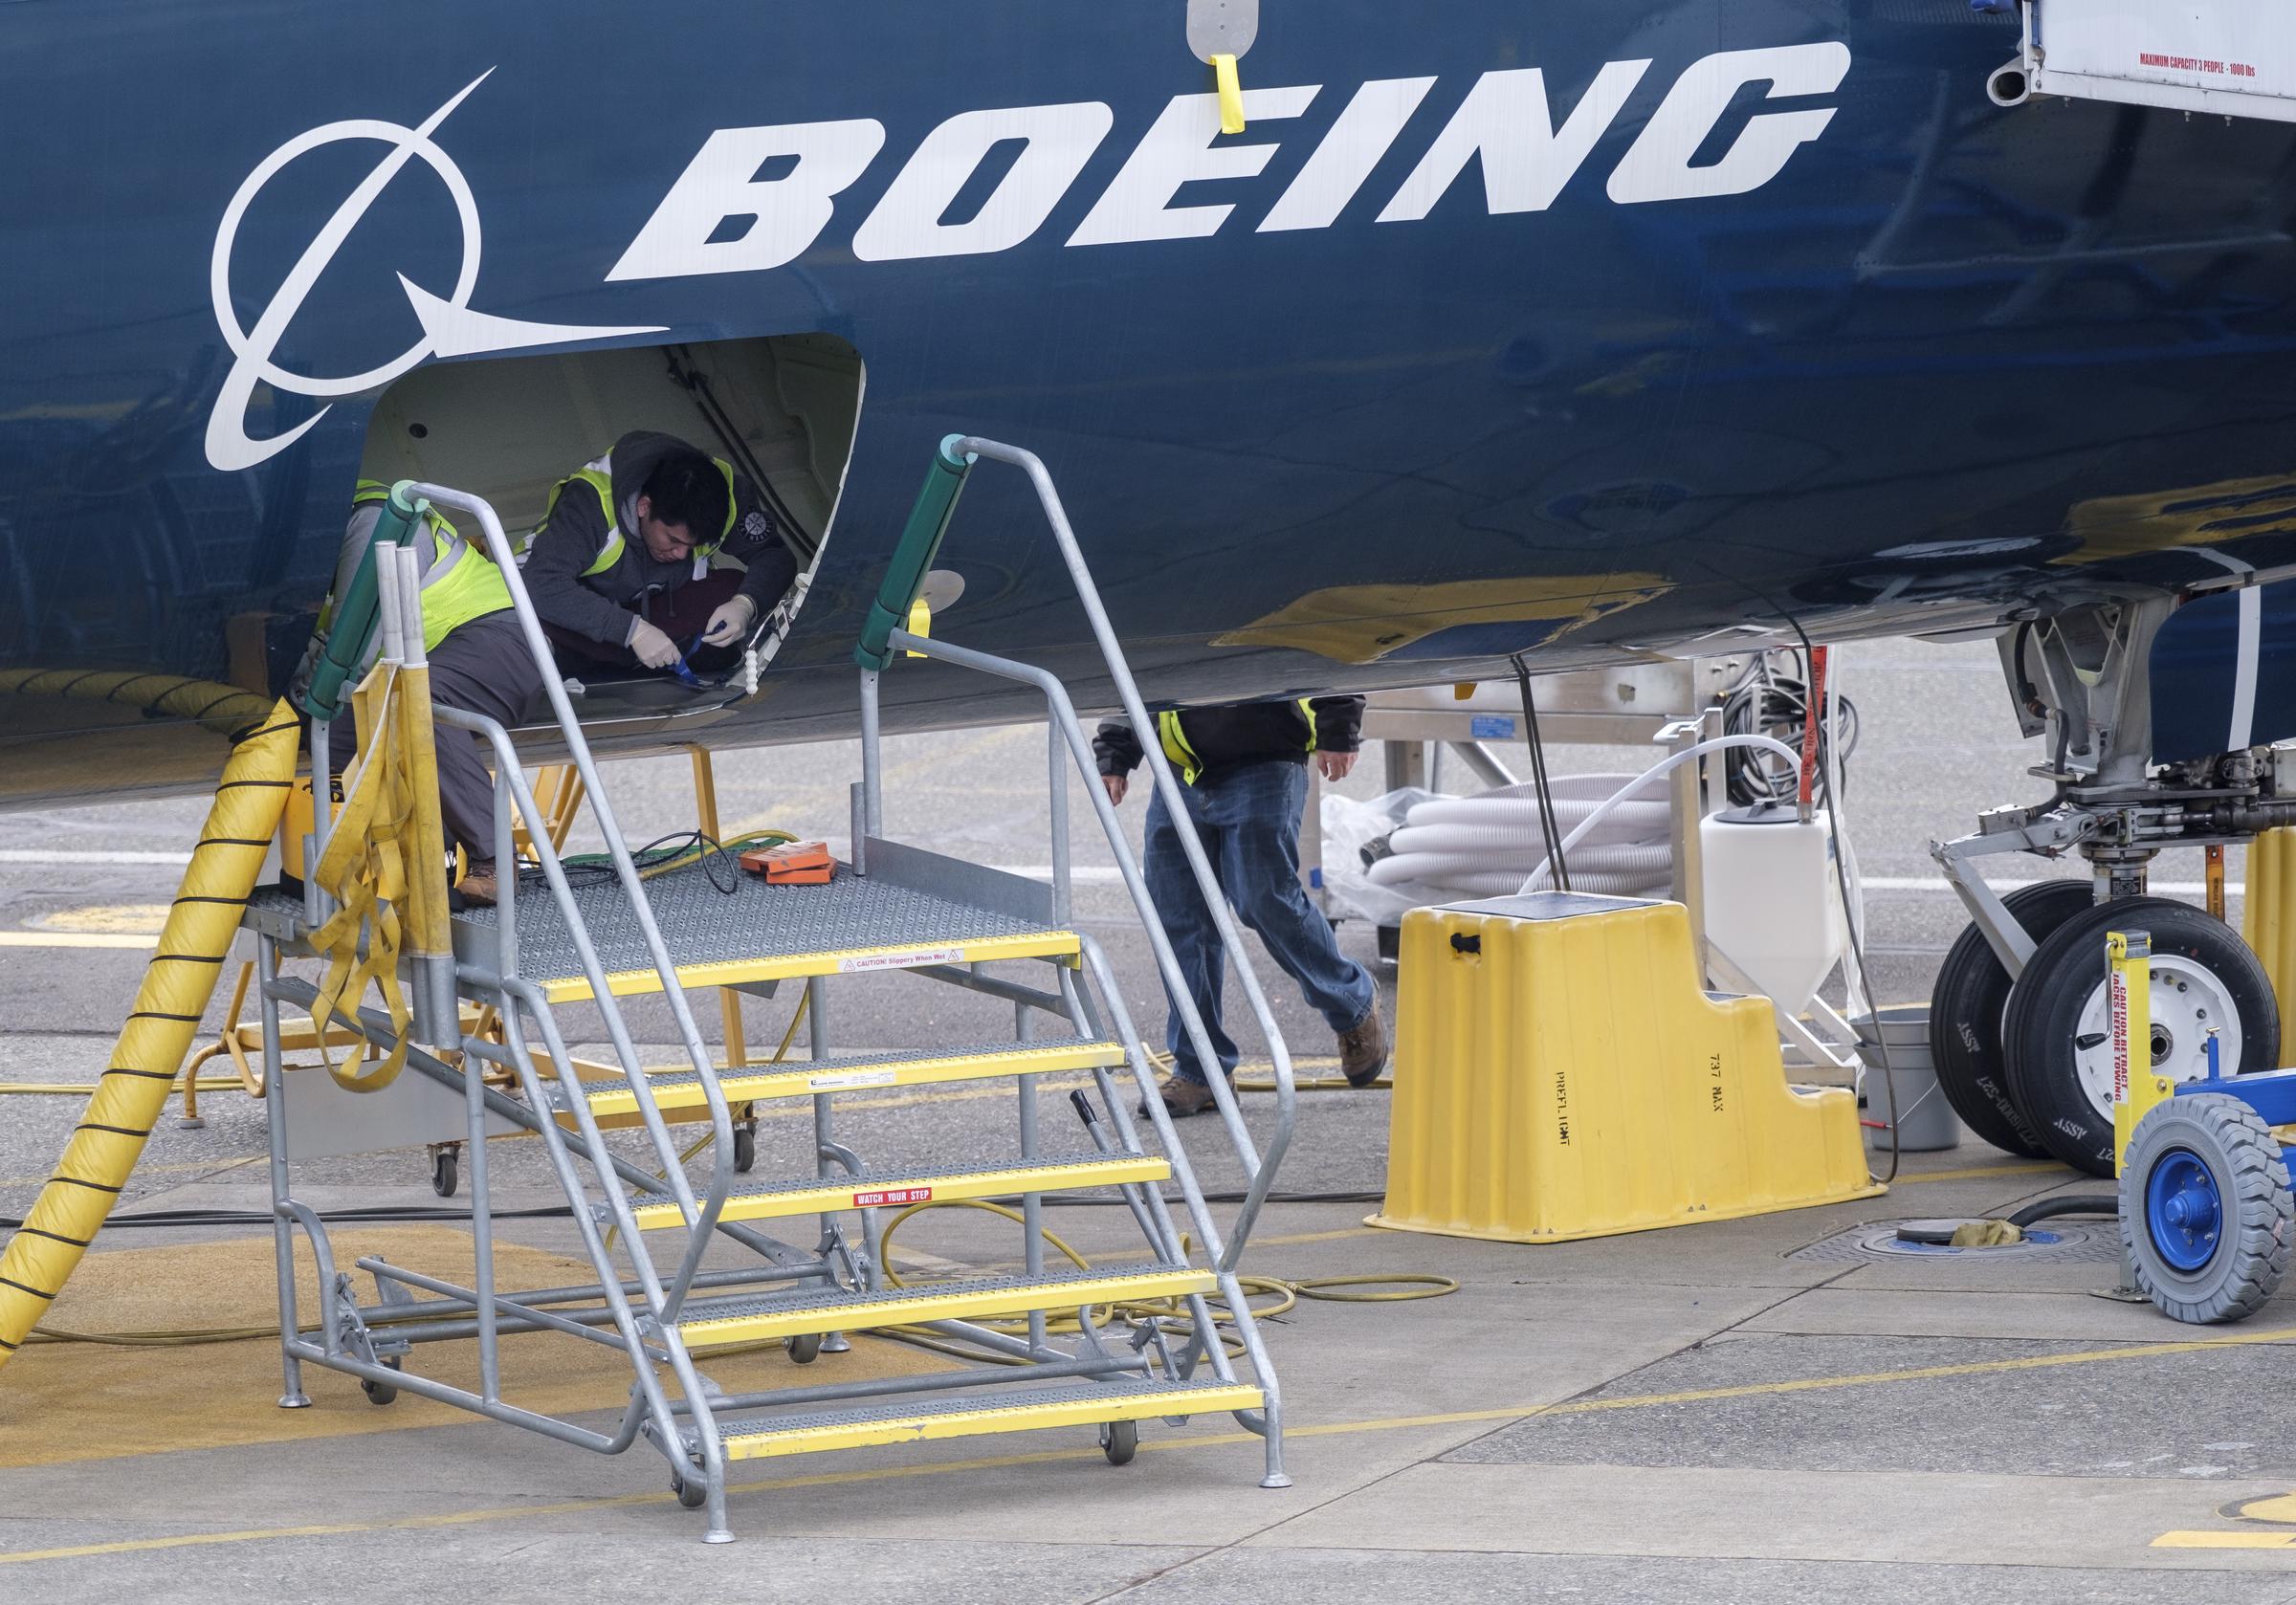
[246, 440, 1295, 1541]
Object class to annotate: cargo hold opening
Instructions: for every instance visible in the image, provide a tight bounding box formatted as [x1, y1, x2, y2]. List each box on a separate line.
[358, 332, 861, 724]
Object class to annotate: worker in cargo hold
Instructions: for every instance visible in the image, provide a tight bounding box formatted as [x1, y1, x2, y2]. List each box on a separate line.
[1095, 698, 1388, 1116]
[524, 430, 798, 678]
[295, 480, 535, 907]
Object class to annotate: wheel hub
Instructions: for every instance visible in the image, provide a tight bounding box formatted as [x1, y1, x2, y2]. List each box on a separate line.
[2071, 957, 2242, 1120]
[2144, 1148, 2224, 1272]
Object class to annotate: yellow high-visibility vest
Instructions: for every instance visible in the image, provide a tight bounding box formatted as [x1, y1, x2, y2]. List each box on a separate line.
[349, 480, 513, 652]
[1155, 700, 1317, 786]
[544, 453, 740, 581]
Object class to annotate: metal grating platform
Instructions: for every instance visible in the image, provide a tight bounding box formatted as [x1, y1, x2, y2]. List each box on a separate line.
[603, 1037, 1113, 1100]
[719, 1375, 1244, 1439]
[629, 1156, 1166, 1221]
[680, 1261, 1191, 1326]
[456, 856, 1065, 992]
[707, 1150, 1162, 1205]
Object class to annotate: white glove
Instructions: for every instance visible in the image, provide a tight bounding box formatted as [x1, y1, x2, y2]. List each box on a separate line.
[627, 618, 682, 671]
[701, 593, 758, 648]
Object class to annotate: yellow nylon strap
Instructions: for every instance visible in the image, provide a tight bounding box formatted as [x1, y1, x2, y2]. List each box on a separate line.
[305, 667, 414, 1091]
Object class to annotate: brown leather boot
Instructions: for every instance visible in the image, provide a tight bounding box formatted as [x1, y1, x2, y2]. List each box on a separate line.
[1337, 1005, 1389, 1087]
[1139, 1075, 1221, 1120]
[457, 862, 499, 907]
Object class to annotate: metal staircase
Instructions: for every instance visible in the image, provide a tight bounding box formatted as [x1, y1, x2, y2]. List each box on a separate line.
[250, 440, 1294, 1542]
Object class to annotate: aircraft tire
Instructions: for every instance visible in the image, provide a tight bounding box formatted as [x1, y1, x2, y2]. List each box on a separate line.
[2004, 898, 2279, 1177]
[1929, 881, 2096, 1159]
[2119, 1092, 2291, 1324]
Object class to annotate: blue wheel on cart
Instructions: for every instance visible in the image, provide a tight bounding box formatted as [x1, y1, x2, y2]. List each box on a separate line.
[2118, 1093, 2293, 1324]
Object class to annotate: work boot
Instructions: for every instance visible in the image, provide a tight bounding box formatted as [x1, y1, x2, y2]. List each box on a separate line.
[1338, 1005, 1389, 1087]
[1139, 1075, 1221, 1121]
[456, 862, 499, 908]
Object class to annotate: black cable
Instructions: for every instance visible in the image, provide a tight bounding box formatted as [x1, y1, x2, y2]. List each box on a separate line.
[1893, 1196, 2118, 1245]
[1509, 651, 1573, 892]
[522, 830, 743, 895]
[2008, 1195, 2119, 1226]
[1720, 650, 1860, 808]
[1770, 612, 1901, 1186]
[663, 346, 813, 552]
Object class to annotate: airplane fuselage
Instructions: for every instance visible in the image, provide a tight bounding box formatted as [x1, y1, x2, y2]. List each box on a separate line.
[5, 1, 2295, 802]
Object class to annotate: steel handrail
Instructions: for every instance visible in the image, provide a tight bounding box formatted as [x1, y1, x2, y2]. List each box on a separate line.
[399, 482, 734, 1320]
[882, 621, 1294, 1264]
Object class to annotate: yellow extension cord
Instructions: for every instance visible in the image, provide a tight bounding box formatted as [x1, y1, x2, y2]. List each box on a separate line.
[0, 700, 300, 1367]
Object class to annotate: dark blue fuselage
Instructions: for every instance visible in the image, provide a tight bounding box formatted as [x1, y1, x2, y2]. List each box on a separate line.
[4, 1, 2295, 802]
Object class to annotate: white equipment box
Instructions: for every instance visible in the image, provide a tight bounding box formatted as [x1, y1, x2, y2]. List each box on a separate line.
[2014, 2, 2296, 122]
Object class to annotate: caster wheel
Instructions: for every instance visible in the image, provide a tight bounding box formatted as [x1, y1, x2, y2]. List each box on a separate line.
[786, 1331, 823, 1365]
[1930, 881, 2094, 1158]
[2120, 1092, 2293, 1323]
[362, 1355, 402, 1407]
[672, 1467, 710, 1509]
[1101, 1419, 1137, 1465]
[2005, 898, 2280, 1176]
[734, 1124, 757, 1175]
[430, 1146, 459, 1198]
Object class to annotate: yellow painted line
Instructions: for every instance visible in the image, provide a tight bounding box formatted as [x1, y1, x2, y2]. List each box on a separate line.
[726, 1383, 1262, 1461]
[1896, 1161, 2070, 1186]
[679, 1268, 1214, 1348]
[581, 1042, 1125, 1119]
[1247, 1225, 1385, 1248]
[635, 1154, 1170, 1231]
[0, 932, 158, 950]
[36, 903, 171, 934]
[539, 931, 1082, 1004]
[2152, 1531, 2296, 1550]
[12, 1319, 2296, 1566]
[2234, 1492, 2296, 1524]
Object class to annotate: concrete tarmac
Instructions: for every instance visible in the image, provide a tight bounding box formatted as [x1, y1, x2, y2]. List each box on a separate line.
[2, 638, 2292, 1602]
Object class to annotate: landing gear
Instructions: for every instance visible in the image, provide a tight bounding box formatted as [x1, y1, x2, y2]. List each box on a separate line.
[1933, 595, 2296, 1172]
[2119, 1093, 2293, 1322]
[2005, 900, 2278, 1176]
[1929, 881, 2093, 1159]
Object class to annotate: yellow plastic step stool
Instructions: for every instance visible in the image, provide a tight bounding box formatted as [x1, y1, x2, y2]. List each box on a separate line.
[1369, 892, 1883, 1243]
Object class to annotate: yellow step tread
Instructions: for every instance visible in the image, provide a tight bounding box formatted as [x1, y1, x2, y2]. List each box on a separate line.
[677, 1265, 1214, 1348]
[632, 1152, 1170, 1230]
[722, 1381, 1265, 1461]
[572, 1039, 1127, 1120]
[538, 930, 1081, 1004]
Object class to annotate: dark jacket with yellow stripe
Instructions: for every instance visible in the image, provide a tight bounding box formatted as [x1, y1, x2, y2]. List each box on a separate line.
[523, 430, 796, 648]
[1093, 697, 1364, 786]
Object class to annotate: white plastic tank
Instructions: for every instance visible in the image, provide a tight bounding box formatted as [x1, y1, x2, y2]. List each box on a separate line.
[1700, 803, 1848, 1012]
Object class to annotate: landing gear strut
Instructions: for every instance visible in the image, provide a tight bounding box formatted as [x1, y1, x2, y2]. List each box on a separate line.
[1933, 596, 2291, 1176]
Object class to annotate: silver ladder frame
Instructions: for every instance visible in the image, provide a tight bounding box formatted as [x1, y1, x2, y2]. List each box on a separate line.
[254, 464, 1292, 1541]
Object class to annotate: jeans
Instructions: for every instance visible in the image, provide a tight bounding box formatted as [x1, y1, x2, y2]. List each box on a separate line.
[1143, 759, 1376, 1086]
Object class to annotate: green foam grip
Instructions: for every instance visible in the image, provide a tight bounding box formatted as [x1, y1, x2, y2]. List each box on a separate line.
[298, 483, 426, 721]
[856, 436, 974, 671]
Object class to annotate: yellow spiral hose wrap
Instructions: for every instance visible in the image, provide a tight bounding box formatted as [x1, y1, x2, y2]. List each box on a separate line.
[0, 699, 299, 1366]
[0, 669, 275, 740]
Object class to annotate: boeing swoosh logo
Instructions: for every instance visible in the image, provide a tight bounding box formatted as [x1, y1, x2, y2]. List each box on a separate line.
[205, 71, 662, 473]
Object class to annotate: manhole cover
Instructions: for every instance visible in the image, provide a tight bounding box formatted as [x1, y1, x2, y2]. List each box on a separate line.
[1790, 1220, 2123, 1264]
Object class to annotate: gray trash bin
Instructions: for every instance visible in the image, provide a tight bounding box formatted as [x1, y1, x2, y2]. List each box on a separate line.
[1852, 1005, 1960, 1153]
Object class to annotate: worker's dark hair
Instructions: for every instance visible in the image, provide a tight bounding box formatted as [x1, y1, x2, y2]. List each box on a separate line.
[640, 451, 729, 542]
